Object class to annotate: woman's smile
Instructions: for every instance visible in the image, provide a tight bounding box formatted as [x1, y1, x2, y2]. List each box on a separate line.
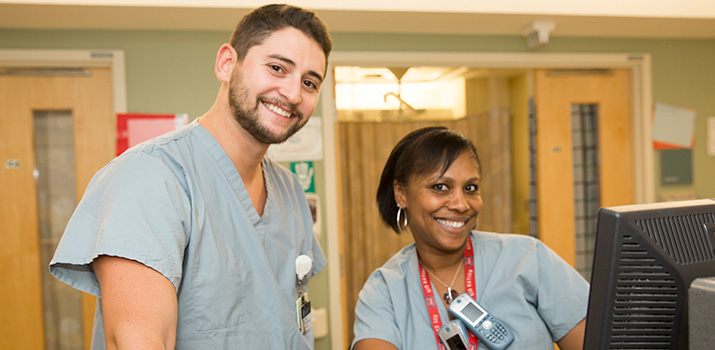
[395, 151, 483, 253]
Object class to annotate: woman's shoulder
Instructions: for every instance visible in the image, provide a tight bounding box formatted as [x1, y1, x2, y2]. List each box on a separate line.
[471, 231, 574, 273]
[470, 231, 548, 262]
[367, 243, 417, 281]
[471, 231, 540, 246]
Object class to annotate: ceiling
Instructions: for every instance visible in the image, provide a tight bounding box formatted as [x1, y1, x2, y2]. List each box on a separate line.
[1, 3, 715, 39]
[334, 66, 529, 84]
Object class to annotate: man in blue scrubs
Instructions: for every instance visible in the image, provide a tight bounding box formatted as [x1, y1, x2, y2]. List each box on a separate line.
[50, 4, 332, 349]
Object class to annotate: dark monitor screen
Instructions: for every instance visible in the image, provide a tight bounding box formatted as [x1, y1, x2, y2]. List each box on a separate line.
[583, 199, 715, 350]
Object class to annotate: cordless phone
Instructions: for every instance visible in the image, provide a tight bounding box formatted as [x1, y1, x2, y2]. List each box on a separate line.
[438, 319, 469, 350]
[448, 293, 514, 350]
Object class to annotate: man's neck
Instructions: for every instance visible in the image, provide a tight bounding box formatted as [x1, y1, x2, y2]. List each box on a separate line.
[198, 106, 269, 215]
[199, 106, 266, 174]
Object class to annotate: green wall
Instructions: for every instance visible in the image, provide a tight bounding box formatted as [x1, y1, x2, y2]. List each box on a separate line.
[2, 28, 714, 348]
[2, 29, 712, 201]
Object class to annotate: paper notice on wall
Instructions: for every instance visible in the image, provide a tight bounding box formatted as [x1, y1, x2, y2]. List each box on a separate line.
[267, 117, 323, 161]
[652, 103, 696, 149]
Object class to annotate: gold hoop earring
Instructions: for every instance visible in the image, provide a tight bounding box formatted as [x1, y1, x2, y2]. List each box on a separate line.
[396, 204, 408, 231]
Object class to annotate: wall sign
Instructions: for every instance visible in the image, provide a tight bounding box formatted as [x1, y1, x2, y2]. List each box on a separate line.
[291, 161, 315, 193]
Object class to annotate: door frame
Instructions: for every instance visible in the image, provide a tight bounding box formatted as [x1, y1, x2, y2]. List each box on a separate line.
[0, 49, 127, 113]
[320, 51, 653, 349]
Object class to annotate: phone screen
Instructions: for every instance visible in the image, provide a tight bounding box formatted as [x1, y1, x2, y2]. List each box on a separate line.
[445, 334, 468, 350]
[461, 302, 484, 323]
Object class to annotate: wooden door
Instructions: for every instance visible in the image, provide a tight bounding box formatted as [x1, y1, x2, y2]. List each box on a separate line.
[0, 67, 115, 349]
[533, 68, 633, 267]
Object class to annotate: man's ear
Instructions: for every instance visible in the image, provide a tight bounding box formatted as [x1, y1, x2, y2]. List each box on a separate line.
[215, 44, 237, 83]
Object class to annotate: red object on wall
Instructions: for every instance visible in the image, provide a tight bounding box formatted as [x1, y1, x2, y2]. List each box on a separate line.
[116, 113, 184, 155]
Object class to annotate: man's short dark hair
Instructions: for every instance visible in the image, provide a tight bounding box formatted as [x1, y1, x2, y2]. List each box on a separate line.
[230, 4, 332, 64]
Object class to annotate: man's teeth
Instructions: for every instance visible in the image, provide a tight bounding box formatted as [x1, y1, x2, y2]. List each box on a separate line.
[265, 103, 292, 118]
[436, 219, 465, 228]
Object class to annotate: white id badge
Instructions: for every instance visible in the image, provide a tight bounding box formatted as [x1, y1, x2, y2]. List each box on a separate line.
[296, 293, 312, 334]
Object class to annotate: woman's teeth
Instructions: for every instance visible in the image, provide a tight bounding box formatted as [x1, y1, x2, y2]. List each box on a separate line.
[436, 219, 465, 229]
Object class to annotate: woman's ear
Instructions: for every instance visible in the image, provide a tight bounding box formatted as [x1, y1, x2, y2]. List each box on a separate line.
[215, 44, 237, 83]
[393, 180, 406, 208]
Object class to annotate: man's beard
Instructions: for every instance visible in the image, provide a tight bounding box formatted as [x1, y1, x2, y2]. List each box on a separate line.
[228, 78, 305, 145]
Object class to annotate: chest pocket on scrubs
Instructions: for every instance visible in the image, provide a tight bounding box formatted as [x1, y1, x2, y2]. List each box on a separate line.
[185, 228, 250, 332]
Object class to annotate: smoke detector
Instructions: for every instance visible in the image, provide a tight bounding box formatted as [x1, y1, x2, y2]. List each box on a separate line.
[522, 21, 555, 49]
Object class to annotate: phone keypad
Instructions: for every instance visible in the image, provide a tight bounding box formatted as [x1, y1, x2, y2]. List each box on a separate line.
[478, 316, 509, 344]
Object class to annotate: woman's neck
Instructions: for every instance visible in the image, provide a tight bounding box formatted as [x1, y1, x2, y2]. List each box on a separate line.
[416, 242, 466, 273]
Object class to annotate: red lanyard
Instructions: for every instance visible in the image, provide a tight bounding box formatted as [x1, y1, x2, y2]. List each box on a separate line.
[419, 237, 478, 350]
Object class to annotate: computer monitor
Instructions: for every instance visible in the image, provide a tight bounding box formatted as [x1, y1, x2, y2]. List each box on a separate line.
[583, 199, 715, 350]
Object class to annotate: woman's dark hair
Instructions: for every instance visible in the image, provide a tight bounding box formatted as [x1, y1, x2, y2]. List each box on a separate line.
[229, 4, 332, 65]
[376, 126, 481, 233]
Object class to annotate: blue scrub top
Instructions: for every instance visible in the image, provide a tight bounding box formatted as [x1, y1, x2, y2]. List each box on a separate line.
[352, 231, 588, 349]
[50, 121, 326, 349]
